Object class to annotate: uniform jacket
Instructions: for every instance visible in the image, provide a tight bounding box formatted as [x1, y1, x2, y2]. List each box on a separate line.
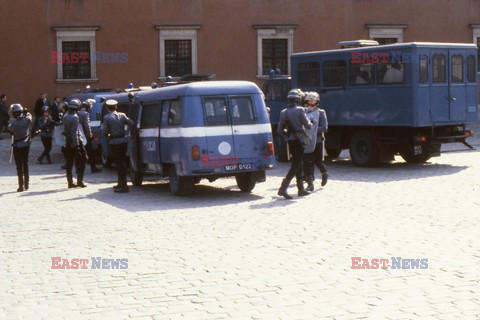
[0, 101, 9, 121]
[38, 116, 55, 138]
[101, 111, 135, 145]
[277, 103, 311, 142]
[304, 107, 320, 153]
[8, 114, 32, 148]
[78, 110, 92, 139]
[63, 112, 81, 147]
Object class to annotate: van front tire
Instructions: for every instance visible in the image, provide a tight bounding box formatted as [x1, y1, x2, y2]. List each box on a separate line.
[236, 173, 256, 193]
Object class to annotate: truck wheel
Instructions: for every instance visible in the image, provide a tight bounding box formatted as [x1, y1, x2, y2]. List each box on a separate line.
[326, 148, 342, 159]
[400, 150, 431, 164]
[129, 160, 143, 187]
[235, 173, 256, 193]
[169, 166, 193, 196]
[349, 130, 379, 167]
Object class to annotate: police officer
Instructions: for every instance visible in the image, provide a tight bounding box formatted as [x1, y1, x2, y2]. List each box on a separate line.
[63, 99, 87, 188]
[277, 89, 312, 199]
[101, 99, 135, 193]
[37, 105, 54, 164]
[302, 92, 329, 191]
[8, 104, 32, 192]
[79, 100, 102, 173]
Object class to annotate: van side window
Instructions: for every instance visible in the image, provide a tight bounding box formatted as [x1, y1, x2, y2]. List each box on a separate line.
[168, 100, 182, 126]
[451, 55, 463, 83]
[350, 62, 375, 85]
[323, 60, 346, 87]
[419, 56, 428, 83]
[298, 62, 320, 87]
[467, 55, 476, 82]
[433, 55, 446, 83]
[376, 57, 404, 84]
[204, 97, 228, 125]
[141, 103, 161, 129]
[230, 97, 255, 123]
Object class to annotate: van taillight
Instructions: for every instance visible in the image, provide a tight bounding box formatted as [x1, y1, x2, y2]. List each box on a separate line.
[267, 141, 274, 156]
[92, 133, 99, 143]
[192, 146, 200, 160]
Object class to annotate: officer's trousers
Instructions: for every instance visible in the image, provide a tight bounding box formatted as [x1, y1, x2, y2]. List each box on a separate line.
[111, 142, 128, 188]
[304, 142, 327, 180]
[39, 136, 52, 162]
[13, 146, 29, 185]
[285, 140, 304, 187]
[64, 143, 86, 182]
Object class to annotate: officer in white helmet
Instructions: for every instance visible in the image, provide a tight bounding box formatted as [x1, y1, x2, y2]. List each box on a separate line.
[276, 88, 312, 199]
[303, 92, 328, 191]
[101, 99, 136, 193]
[7, 104, 32, 192]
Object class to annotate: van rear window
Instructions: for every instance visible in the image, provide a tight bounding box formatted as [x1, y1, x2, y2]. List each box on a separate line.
[204, 97, 228, 125]
[230, 97, 255, 123]
[167, 100, 182, 126]
[433, 55, 446, 83]
[467, 55, 476, 82]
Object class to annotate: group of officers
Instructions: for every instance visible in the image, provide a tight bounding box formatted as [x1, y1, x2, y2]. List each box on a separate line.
[277, 89, 329, 200]
[7, 98, 135, 193]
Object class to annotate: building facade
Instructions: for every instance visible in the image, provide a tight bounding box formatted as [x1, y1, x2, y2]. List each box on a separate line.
[1, 0, 479, 106]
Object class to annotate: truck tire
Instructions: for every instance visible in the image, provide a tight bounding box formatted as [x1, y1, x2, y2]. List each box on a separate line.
[349, 130, 379, 167]
[326, 148, 342, 159]
[235, 173, 256, 193]
[400, 149, 431, 164]
[129, 159, 143, 187]
[169, 166, 194, 196]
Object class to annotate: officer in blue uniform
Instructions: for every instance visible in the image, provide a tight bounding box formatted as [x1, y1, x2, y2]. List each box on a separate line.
[63, 99, 87, 188]
[276, 89, 312, 199]
[8, 104, 32, 192]
[101, 99, 135, 193]
[37, 105, 55, 164]
[79, 100, 102, 173]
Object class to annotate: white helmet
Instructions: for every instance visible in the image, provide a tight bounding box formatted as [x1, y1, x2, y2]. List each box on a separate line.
[305, 92, 320, 102]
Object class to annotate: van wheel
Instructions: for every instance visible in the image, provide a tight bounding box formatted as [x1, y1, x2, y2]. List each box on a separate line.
[129, 160, 143, 187]
[236, 173, 256, 192]
[400, 148, 431, 164]
[169, 166, 193, 196]
[326, 148, 342, 159]
[349, 130, 379, 167]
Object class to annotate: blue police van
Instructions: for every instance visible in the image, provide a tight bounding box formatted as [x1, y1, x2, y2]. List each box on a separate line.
[264, 41, 478, 166]
[67, 88, 124, 166]
[107, 81, 275, 195]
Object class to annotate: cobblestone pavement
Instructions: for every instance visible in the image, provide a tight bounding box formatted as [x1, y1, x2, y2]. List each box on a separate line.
[0, 122, 479, 320]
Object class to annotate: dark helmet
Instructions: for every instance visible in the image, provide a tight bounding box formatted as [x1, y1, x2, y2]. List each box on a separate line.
[287, 89, 304, 104]
[11, 103, 23, 116]
[81, 100, 91, 111]
[68, 99, 81, 111]
[41, 105, 50, 113]
[106, 99, 118, 111]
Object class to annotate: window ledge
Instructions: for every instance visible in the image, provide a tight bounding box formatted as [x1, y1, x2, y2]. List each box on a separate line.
[256, 75, 270, 80]
[157, 76, 182, 81]
[55, 79, 99, 84]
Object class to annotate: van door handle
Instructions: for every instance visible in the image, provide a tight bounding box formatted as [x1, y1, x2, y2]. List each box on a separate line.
[447, 96, 456, 101]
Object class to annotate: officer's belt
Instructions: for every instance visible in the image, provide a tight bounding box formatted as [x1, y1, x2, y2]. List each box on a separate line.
[14, 135, 30, 144]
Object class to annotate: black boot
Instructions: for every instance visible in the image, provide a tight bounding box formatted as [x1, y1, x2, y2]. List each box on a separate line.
[67, 173, 76, 188]
[24, 175, 29, 191]
[305, 175, 314, 192]
[36, 157, 43, 164]
[321, 172, 329, 187]
[77, 174, 87, 188]
[17, 176, 24, 192]
[46, 154, 52, 164]
[277, 179, 292, 200]
[297, 177, 310, 197]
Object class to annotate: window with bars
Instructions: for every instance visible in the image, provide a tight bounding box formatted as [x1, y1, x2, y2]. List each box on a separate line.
[262, 39, 288, 75]
[165, 40, 192, 77]
[61, 41, 91, 79]
[374, 38, 398, 45]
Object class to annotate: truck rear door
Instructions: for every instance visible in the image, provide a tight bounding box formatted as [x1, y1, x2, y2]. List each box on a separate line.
[448, 49, 467, 122]
[430, 49, 449, 123]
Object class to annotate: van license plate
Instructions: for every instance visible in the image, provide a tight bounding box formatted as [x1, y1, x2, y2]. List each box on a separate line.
[414, 145, 422, 155]
[225, 163, 252, 171]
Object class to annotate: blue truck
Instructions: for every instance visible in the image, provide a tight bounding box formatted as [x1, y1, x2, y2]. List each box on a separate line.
[263, 41, 478, 166]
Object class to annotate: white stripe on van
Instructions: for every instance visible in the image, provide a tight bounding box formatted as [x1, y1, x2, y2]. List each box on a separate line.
[91, 120, 101, 127]
[139, 123, 271, 138]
